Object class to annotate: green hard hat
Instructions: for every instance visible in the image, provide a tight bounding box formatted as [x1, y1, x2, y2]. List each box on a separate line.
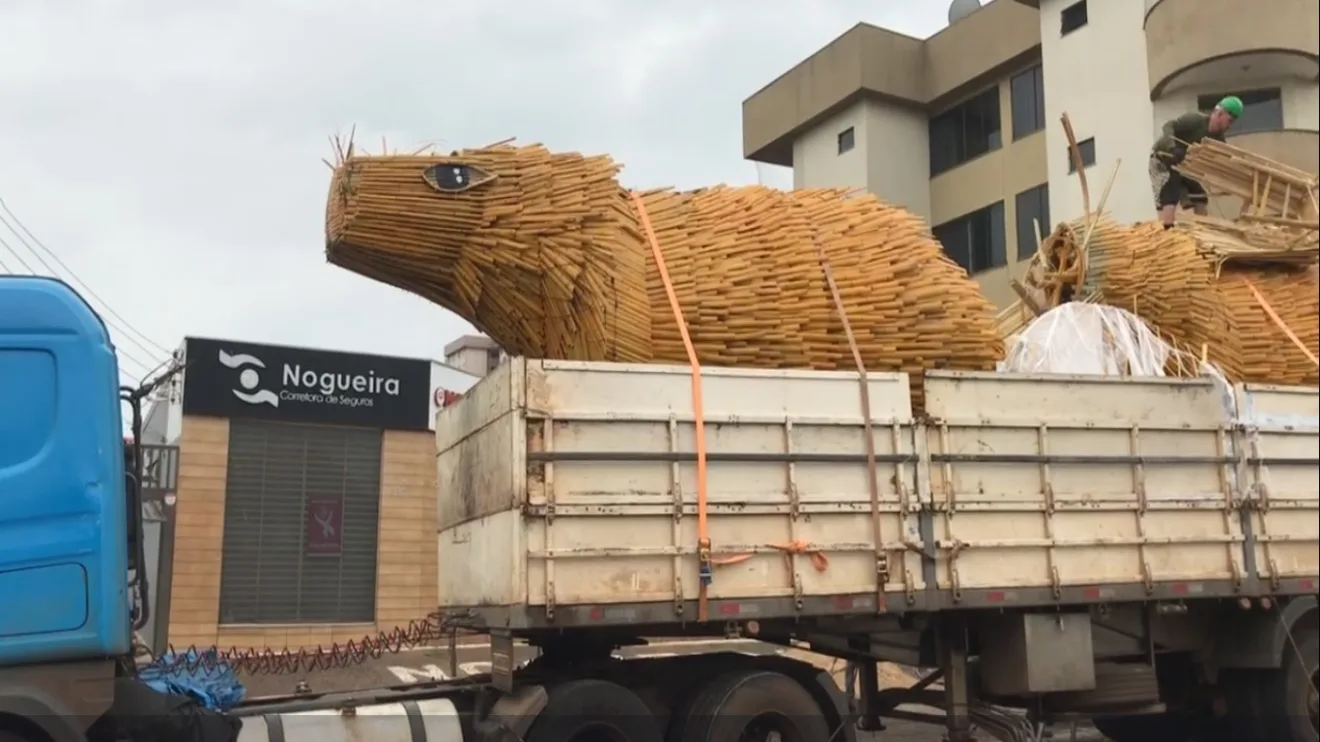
[1217, 95, 1244, 118]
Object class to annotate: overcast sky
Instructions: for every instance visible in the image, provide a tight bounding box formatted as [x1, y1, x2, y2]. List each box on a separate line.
[1, 0, 953, 383]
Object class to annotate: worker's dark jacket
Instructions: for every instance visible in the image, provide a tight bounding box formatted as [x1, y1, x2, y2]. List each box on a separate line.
[1152, 112, 1224, 164]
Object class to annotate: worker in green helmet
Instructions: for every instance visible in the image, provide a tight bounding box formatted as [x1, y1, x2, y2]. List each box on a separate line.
[1149, 95, 1243, 229]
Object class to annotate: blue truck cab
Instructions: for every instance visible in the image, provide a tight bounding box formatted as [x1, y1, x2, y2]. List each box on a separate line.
[0, 276, 133, 739]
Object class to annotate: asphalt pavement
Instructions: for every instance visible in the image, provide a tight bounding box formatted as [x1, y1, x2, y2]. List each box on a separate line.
[238, 639, 1103, 741]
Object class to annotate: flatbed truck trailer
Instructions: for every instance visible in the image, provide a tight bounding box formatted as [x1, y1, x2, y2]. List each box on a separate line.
[0, 277, 1316, 742]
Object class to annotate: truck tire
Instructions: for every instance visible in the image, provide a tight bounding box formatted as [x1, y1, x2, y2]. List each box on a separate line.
[0, 718, 53, 742]
[1191, 668, 1270, 742]
[1259, 623, 1318, 742]
[524, 678, 663, 742]
[1092, 713, 1189, 742]
[666, 670, 831, 742]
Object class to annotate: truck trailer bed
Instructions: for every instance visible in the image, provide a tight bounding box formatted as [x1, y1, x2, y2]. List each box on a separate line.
[435, 359, 1319, 630]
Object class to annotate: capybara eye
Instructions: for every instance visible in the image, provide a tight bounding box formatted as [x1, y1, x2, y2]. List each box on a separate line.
[423, 163, 494, 193]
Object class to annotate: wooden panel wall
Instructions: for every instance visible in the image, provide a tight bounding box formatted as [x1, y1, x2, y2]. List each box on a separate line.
[166, 416, 439, 653]
[166, 415, 228, 649]
[376, 430, 440, 627]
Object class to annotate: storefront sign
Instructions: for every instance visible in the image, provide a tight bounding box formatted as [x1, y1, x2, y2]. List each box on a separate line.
[181, 337, 431, 429]
[304, 496, 344, 557]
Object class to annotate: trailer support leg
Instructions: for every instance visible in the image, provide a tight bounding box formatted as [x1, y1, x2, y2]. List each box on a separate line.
[855, 658, 885, 731]
[939, 619, 976, 742]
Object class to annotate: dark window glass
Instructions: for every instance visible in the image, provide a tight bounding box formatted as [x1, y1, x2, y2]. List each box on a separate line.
[1014, 184, 1051, 261]
[964, 88, 1002, 159]
[837, 126, 856, 154]
[929, 113, 962, 174]
[933, 221, 969, 272]
[219, 420, 382, 624]
[1061, 1, 1088, 35]
[1010, 65, 1046, 140]
[932, 201, 1008, 275]
[928, 87, 1002, 175]
[987, 201, 1006, 269]
[1067, 137, 1097, 173]
[1196, 89, 1284, 135]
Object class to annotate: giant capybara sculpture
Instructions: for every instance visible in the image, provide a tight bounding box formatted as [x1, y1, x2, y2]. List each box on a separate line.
[325, 141, 1004, 404]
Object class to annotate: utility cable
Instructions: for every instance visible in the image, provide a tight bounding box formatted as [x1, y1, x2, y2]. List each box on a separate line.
[0, 195, 175, 357]
[0, 200, 168, 377]
[0, 230, 156, 380]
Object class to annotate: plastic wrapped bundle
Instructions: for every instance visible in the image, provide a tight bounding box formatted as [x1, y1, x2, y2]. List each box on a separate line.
[1003, 302, 1211, 378]
[1045, 217, 1320, 386]
[325, 142, 1004, 403]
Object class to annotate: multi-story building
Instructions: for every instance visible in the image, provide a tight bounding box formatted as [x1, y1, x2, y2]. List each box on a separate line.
[741, 0, 1319, 307]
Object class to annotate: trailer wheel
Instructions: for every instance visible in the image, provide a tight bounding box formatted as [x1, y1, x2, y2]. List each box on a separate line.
[666, 670, 830, 742]
[524, 678, 663, 742]
[1190, 668, 1271, 742]
[1092, 713, 1188, 741]
[1260, 623, 1318, 742]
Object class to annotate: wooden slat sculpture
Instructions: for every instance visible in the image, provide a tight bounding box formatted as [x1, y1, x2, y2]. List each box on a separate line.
[999, 122, 1319, 386]
[325, 141, 1004, 402]
[1023, 216, 1318, 385]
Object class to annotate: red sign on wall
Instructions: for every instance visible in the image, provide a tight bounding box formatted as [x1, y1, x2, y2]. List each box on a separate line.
[434, 388, 464, 408]
[305, 496, 344, 557]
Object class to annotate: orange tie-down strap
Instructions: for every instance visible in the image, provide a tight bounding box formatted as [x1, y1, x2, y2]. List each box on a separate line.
[1244, 278, 1319, 368]
[711, 541, 831, 573]
[627, 192, 887, 620]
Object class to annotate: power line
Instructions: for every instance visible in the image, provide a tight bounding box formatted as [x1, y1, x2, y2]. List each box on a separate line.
[0, 230, 158, 375]
[0, 228, 158, 377]
[0, 195, 175, 357]
[0, 199, 169, 377]
[0, 229, 36, 273]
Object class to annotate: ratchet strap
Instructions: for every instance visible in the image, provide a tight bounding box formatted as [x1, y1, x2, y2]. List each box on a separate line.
[629, 191, 713, 621]
[627, 191, 885, 620]
[808, 229, 889, 613]
[1244, 278, 1318, 368]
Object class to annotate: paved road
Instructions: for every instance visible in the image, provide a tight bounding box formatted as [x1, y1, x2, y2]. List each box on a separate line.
[239, 639, 1102, 741]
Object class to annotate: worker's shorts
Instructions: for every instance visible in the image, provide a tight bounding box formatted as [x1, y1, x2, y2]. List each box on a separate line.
[1149, 154, 1207, 210]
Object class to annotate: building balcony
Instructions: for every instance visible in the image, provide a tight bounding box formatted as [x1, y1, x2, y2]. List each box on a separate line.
[1207, 128, 1319, 217]
[741, 0, 1040, 166]
[1228, 128, 1319, 176]
[1145, 0, 1318, 99]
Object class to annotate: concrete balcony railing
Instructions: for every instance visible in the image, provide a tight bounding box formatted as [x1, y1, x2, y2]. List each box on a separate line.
[1145, 0, 1319, 98]
[1207, 128, 1319, 217]
[1228, 128, 1319, 177]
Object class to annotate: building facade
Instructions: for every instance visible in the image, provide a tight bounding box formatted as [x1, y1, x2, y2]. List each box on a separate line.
[742, 0, 1319, 307]
[164, 337, 439, 653]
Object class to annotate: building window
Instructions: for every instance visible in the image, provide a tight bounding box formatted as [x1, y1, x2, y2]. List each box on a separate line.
[932, 201, 1007, 275]
[1010, 65, 1046, 140]
[929, 87, 1003, 175]
[1067, 137, 1097, 173]
[1014, 184, 1051, 261]
[1196, 89, 1283, 135]
[1060, 1, 1088, 35]
[219, 420, 382, 624]
[837, 126, 856, 154]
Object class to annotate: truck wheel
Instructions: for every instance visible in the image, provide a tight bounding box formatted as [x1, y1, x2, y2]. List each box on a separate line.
[1190, 668, 1270, 742]
[0, 719, 50, 742]
[524, 678, 663, 742]
[1260, 624, 1318, 742]
[1092, 713, 1189, 741]
[666, 670, 830, 742]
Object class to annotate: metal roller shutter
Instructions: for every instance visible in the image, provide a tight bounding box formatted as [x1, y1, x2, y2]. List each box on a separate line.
[219, 420, 382, 624]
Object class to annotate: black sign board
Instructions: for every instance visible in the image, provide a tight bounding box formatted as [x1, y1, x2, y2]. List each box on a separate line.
[181, 337, 431, 430]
